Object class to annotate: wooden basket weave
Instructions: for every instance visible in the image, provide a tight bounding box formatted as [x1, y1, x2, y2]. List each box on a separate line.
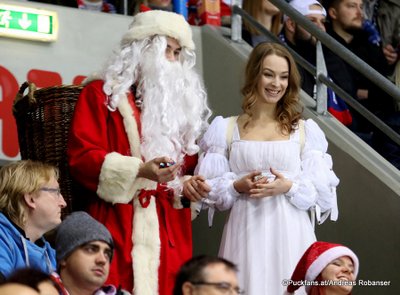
[13, 82, 83, 216]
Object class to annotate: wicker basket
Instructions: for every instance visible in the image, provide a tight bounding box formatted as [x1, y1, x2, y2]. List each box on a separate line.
[13, 82, 83, 216]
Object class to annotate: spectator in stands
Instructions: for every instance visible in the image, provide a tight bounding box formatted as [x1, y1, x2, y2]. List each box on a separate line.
[363, 0, 400, 112]
[67, 10, 211, 295]
[53, 211, 128, 295]
[76, 0, 117, 13]
[242, 0, 282, 46]
[287, 241, 359, 295]
[363, 0, 399, 68]
[0, 160, 66, 282]
[323, 0, 392, 117]
[132, 0, 172, 14]
[29, 0, 77, 9]
[220, 0, 232, 26]
[324, 0, 400, 167]
[194, 42, 339, 295]
[173, 255, 242, 295]
[280, 0, 354, 126]
[5, 268, 61, 295]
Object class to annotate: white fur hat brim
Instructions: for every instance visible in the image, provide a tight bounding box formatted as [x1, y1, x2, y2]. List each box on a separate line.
[121, 10, 195, 50]
[305, 246, 359, 291]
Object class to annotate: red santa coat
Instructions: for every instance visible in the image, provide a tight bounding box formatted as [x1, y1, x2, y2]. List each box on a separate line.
[67, 80, 194, 295]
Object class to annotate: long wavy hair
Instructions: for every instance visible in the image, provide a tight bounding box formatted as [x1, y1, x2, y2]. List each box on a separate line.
[243, 0, 283, 36]
[241, 42, 302, 134]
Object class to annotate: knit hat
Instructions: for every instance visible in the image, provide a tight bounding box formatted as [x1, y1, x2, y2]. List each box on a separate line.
[287, 241, 359, 293]
[55, 211, 114, 262]
[287, 0, 327, 18]
[121, 10, 195, 50]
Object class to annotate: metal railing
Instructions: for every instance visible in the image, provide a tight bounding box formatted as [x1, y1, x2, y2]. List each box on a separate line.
[230, 0, 400, 146]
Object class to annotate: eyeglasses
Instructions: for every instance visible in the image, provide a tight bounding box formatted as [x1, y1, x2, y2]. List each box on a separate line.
[191, 281, 245, 294]
[40, 187, 62, 197]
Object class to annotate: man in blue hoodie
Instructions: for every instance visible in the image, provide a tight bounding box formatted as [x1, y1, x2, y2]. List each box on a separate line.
[0, 160, 67, 281]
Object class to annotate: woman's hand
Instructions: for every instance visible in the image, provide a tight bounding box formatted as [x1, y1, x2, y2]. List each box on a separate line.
[233, 171, 267, 194]
[137, 157, 179, 183]
[249, 168, 292, 198]
[182, 175, 211, 201]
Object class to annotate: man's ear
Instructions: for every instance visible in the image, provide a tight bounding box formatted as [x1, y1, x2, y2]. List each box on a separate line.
[182, 282, 194, 295]
[285, 18, 296, 34]
[23, 193, 36, 209]
[59, 259, 67, 268]
[328, 7, 337, 20]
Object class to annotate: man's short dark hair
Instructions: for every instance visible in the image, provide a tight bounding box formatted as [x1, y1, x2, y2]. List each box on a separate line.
[173, 255, 238, 295]
[322, 0, 342, 10]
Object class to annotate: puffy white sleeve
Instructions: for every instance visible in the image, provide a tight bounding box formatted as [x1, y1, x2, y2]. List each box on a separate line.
[195, 116, 240, 214]
[286, 119, 339, 224]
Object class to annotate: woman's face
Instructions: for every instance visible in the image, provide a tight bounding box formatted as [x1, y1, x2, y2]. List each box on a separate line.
[321, 256, 355, 294]
[263, 0, 280, 15]
[256, 53, 289, 105]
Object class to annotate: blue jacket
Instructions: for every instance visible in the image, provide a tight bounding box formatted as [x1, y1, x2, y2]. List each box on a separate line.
[0, 212, 56, 278]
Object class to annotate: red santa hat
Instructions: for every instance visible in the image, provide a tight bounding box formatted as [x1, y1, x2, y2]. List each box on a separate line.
[287, 241, 359, 294]
[121, 10, 195, 50]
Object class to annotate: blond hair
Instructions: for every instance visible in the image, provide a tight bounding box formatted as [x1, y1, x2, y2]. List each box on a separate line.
[0, 160, 59, 226]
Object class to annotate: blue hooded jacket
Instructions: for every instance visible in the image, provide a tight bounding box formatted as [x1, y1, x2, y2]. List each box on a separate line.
[0, 212, 56, 278]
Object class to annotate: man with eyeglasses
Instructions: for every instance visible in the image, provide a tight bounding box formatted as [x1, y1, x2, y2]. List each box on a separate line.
[0, 160, 67, 282]
[173, 255, 244, 295]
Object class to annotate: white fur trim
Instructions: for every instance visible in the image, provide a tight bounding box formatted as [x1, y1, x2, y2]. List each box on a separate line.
[82, 73, 102, 85]
[190, 201, 202, 221]
[118, 95, 141, 158]
[97, 152, 143, 204]
[305, 246, 359, 286]
[115, 88, 161, 295]
[132, 195, 160, 295]
[122, 10, 195, 50]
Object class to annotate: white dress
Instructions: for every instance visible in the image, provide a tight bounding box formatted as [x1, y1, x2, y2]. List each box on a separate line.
[196, 116, 339, 295]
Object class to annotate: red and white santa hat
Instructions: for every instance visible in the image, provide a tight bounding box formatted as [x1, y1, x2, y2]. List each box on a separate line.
[121, 10, 195, 50]
[287, 241, 359, 293]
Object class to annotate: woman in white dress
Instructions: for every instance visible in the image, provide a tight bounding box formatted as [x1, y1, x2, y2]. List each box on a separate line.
[192, 43, 340, 295]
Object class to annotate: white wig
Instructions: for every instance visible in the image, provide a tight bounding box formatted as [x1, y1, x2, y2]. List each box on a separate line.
[91, 35, 211, 193]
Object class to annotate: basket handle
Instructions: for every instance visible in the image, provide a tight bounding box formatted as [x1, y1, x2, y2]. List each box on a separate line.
[13, 82, 37, 113]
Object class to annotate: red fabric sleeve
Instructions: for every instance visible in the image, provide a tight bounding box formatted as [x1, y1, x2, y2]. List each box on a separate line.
[67, 80, 114, 192]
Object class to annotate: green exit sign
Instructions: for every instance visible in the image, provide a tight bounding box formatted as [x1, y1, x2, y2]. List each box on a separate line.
[0, 4, 58, 42]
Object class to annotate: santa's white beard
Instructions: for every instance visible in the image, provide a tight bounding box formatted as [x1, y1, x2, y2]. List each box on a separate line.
[98, 36, 210, 193]
[138, 45, 206, 192]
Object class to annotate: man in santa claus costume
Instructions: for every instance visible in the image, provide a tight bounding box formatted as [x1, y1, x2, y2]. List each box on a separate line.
[67, 10, 212, 295]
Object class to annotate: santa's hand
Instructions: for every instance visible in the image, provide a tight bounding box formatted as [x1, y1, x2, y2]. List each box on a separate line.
[182, 175, 211, 201]
[137, 157, 179, 183]
[249, 168, 292, 198]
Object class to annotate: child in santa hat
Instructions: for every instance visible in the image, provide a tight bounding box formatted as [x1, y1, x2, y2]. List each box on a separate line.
[287, 241, 359, 295]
